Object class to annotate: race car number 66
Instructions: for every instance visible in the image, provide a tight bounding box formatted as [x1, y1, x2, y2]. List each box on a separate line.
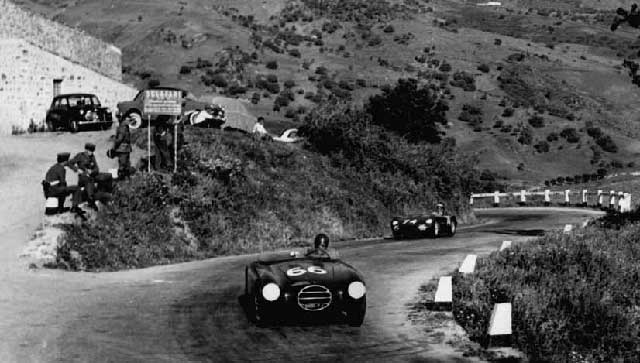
[286, 266, 327, 276]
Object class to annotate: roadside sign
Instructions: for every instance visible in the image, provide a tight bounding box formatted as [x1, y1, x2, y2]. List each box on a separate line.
[143, 89, 182, 116]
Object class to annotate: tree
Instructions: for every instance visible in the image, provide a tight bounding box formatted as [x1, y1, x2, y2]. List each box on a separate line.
[365, 78, 448, 143]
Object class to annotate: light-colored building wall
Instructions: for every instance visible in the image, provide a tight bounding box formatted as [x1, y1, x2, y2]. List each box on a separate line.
[0, 0, 122, 79]
[0, 39, 138, 134]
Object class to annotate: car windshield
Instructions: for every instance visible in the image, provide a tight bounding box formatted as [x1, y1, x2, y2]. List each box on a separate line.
[257, 247, 338, 263]
[68, 95, 97, 107]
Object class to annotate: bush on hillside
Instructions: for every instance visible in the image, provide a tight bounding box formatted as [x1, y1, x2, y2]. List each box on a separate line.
[596, 135, 618, 153]
[365, 78, 449, 144]
[266, 60, 278, 69]
[528, 115, 545, 128]
[450, 226, 640, 361]
[560, 127, 580, 143]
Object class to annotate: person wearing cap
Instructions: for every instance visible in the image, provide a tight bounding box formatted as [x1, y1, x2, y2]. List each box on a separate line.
[435, 202, 445, 216]
[153, 122, 171, 171]
[67, 142, 99, 210]
[44, 152, 86, 219]
[113, 116, 132, 180]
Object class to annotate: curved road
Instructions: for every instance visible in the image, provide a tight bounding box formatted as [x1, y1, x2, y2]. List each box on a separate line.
[0, 206, 601, 362]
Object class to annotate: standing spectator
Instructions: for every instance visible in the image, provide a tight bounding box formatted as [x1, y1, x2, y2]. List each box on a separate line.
[113, 116, 132, 180]
[153, 122, 171, 171]
[44, 152, 86, 220]
[67, 142, 99, 210]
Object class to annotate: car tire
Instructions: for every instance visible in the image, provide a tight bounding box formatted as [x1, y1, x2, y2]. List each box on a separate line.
[70, 120, 80, 133]
[127, 112, 143, 129]
[449, 221, 457, 236]
[46, 120, 55, 132]
[346, 297, 366, 327]
[432, 222, 440, 238]
[392, 230, 403, 240]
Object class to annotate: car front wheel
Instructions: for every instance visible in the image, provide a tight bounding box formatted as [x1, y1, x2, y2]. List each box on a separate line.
[46, 119, 55, 132]
[346, 297, 366, 327]
[127, 112, 143, 129]
[449, 221, 457, 236]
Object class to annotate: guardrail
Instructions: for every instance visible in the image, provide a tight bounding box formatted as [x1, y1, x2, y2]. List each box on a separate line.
[470, 189, 632, 212]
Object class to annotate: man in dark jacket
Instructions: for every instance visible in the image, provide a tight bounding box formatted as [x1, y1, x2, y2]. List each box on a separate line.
[67, 142, 99, 210]
[44, 152, 86, 220]
[153, 122, 171, 171]
[113, 116, 132, 180]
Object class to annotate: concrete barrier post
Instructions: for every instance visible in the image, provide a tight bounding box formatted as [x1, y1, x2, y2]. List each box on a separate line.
[544, 189, 550, 206]
[469, 195, 474, 206]
[500, 240, 512, 251]
[564, 189, 570, 206]
[618, 192, 624, 212]
[610, 191, 616, 211]
[488, 303, 512, 347]
[582, 189, 587, 207]
[519, 190, 526, 205]
[458, 255, 477, 274]
[434, 276, 453, 309]
[493, 191, 500, 207]
[597, 190, 603, 207]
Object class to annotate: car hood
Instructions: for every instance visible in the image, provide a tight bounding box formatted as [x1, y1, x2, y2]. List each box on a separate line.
[256, 258, 362, 286]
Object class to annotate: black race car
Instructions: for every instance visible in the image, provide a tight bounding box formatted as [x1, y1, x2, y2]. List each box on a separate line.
[45, 93, 113, 132]
[244, 238, 366, 327]
[390, 213, 457, 239]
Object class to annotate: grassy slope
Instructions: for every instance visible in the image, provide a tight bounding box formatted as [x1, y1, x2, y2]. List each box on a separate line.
[16, 0, 640, 185]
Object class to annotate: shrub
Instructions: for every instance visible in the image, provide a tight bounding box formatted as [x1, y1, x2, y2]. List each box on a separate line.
[284, 79, 296, 88]
[596, 135, 618, 153]
[315, 66, 328, 76]
[383, 24, 395, 33]
[179, 65, 192, 74]
[518, 126, 533, 145]
[266, 74, 278, 83]
[560, 127, 580, 143]
[439, 62, 452, 72]
[502, 108, 515, 117]
[251, 92, 260, 104]
[266, 60, 278, 70]
[148, 79, 160, 88]
[365, 78, 449, 144]
[477, 63, 490, 73]
[534, 140, 550, 152]
[288, 48, 301, 58]
[528, 115, 545, 128]
[547, 132, 559, 142]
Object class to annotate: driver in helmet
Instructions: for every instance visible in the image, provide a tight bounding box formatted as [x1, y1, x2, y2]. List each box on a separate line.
[306, 233, 331, 258]
[435, 202, 445, 216]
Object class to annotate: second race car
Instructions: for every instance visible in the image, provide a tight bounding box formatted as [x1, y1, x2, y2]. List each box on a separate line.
[390, 203, 457, 239]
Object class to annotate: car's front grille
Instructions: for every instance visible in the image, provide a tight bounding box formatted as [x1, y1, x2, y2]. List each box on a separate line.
[297, 284, 332, 311]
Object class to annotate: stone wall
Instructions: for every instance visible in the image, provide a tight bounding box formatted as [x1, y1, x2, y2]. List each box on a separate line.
[0, 0, 122, 80]
[0, 39, 138, 134]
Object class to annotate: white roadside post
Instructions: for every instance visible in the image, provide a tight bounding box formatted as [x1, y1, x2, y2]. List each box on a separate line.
[519, 190, 526, 205]
[544, 189, 550, 206]
[610, 191, 616, 211]
[434, 276, 453, 309]
[469, 195, 474, 206]
[500, 240, 512, 251]
[493, 191, 500, 207]
[563, 224, 573, 233]
[582, 189, 588, 207]
[488, 303, 512, 347]
[458, 255, 477, 274]
[564, 189, 570, 206]
[618, 192, 624, 212]
[597, 190, 603, 208]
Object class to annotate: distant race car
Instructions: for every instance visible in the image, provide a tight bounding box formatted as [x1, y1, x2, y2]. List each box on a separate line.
[272, 128, 303, 143]
[244, 235, 366, 327]
[390, 212, 457, 239]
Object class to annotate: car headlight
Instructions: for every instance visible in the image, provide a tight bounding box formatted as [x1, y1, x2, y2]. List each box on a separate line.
[410, 219, 418, 224]
[262, 283, 280, 302]
[348, 281, 366, 299]
[426, 218, 433, 224]
[392, 220, 398, 225]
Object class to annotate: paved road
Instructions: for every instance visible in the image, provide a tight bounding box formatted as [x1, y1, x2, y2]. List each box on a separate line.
[0, 206, 601, 363]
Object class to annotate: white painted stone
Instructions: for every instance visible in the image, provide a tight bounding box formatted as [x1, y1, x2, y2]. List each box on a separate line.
[45, 197, 58, 209]
[109, 168, 118, 179]
[544, 190, 550, 202]
[563, 224, 573, 233]
[500, 241, 512, 251]
[488, 303, 512, 336]
[434, 276, 452, 303]
[458, 254, 477, 274]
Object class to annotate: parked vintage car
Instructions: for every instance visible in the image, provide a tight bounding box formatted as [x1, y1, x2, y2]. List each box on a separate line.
[116, 86, 211, 129]
[45, 93, 113, 132]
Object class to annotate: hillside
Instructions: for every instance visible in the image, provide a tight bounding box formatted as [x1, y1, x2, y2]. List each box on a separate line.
[16, 0, 640, 186]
